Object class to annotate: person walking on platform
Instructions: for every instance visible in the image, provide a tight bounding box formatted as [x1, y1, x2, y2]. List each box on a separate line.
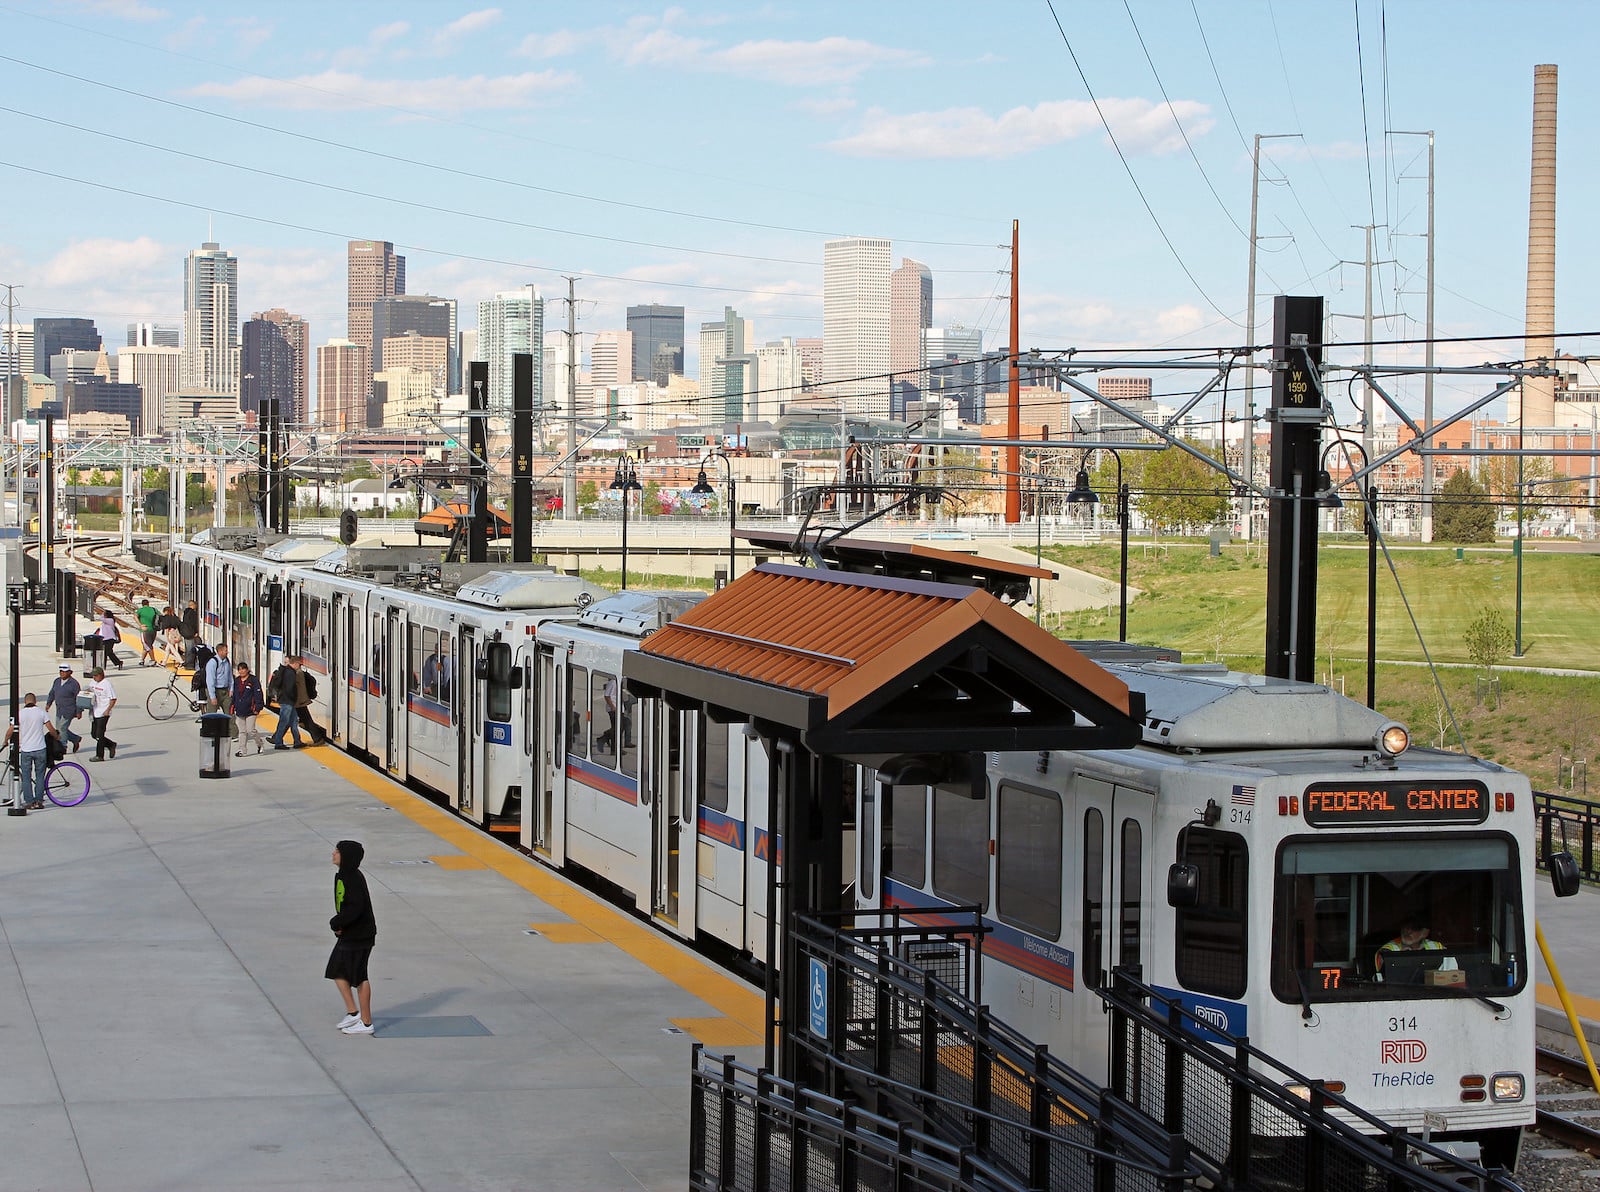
[2, 693, 58, 810]
[266, 657, 304, 750]
[155, 605, 182, 669]
[135, 598, 159, 666]
[86, 666, 117, 762]
[180, 600, 200, 669]
[232, 662, 266, 755]
[206, 643, 235, 714]
[294, 658, 326, 745]
[327, 839, 377, 1034]
[97, 608, 125, 670]
[45, 663, 83, 754]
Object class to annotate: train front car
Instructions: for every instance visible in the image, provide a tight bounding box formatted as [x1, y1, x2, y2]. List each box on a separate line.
[1125, 661, 1541, 1171]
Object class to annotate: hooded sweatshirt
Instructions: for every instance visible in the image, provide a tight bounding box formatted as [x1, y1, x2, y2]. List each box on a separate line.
[330, 839, 377, 945]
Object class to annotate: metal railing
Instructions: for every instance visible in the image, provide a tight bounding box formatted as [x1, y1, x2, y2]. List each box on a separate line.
[1536, 789, 1600, 880]
[1100, 968, 1522, 1192]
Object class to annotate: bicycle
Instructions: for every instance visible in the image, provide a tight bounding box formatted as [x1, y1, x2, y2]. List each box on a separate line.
[147, 671, 206, 721]
[3, 749, 91, 808]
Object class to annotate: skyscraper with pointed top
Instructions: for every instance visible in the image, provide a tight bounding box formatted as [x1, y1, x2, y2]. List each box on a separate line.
[181, 241, 238, 394]
[347, 239, 405, 396]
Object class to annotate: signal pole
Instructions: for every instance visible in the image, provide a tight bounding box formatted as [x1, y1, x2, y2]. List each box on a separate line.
[562, 276, 579, 521]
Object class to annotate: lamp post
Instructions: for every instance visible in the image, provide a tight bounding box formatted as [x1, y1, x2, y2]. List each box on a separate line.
[690, 449, 737, 586]
[1064, 448, 1129, 642]
[1318, 441, 1378, 708]
[609, 455, 642, 589]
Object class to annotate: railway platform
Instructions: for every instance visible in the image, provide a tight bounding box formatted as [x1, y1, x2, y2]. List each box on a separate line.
[0, 625, 763, 1192]
[1534, 869, 1600, 1050]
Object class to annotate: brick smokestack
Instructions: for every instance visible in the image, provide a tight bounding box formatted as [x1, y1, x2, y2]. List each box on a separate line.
[1522, 64, 1558, 428]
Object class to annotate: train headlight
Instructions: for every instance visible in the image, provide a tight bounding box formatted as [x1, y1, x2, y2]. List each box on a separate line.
[1375, 723, 1409, 758]
[1490, 1073, 1524, 1102]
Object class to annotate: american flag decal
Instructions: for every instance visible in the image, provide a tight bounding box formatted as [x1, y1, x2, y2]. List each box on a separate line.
[1232, 784, 1256, 806]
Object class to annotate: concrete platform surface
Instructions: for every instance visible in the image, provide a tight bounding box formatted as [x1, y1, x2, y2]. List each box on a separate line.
[0, 632, 760, 1192]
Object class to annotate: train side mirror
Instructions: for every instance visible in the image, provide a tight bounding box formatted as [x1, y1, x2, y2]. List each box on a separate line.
[1549, 851, 1582, 898]
[508, 665, 524, 690]
[1167, 862, 1200, 908]
[474, 658, 489, 680]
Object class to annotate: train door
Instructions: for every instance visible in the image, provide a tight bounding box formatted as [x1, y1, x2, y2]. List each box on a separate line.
[456, 628, 478, 816]
[531, 643, 566, 864]
[1075, 775, 1154, 1073]
[384, 607, 405, 773]
[645, 702, 698, 938]
[329, 593, 345, 742]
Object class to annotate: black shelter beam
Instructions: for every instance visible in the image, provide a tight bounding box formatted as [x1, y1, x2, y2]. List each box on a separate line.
[1264, 295, 1324, 682]
[511, 352, 534, 563]
[468, 362, 489, 564]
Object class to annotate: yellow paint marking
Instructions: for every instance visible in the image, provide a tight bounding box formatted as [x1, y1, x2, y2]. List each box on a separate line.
[429, 854, 487, 871]
[1538, 982, 1600, 1023]
[303, 741, 765, 1035]
[672, 1017, 763, 1047]
[530, 922, 602, 944]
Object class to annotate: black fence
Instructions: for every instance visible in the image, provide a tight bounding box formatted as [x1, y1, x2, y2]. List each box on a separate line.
[1100, 968, 1521, 1192]
[1536, 789, 1600, 881]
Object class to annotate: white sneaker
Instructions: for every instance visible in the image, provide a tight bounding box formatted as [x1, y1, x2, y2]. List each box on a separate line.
[337, 1012, 361, 1030]
[341, 1020, 375, 1035]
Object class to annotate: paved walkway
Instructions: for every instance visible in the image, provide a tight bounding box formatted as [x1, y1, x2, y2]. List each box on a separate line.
[0, 632, 762, 1192]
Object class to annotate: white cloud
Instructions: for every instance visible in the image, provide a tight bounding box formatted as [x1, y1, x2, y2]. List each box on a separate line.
[65, 0, 168, 21]
[705, 37, 926, 87]
[791, 95, 856, 117]
[227, 17, 273, 55]
[829, 98, 1213, 159]
[431, 8, 502, 53]
[371, 20, 410, 44]
[515, 29, 585, 59]
[41, 237, 169, 288]
[188, 69, 575, 115]
[617, 27, 710, 68]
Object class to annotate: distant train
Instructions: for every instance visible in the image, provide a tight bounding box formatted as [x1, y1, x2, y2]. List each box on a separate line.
[170, 530, 1571, 1170]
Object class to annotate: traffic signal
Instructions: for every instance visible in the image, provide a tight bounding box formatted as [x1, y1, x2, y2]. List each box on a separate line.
[339, 510, 358, 545]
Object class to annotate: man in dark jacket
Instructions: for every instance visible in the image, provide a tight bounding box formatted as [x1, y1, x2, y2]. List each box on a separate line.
[179, 600, 200, 668]
[266, 657, 305, 749]
[327, 839, 377, 1034]
[44, 662, 83, 753]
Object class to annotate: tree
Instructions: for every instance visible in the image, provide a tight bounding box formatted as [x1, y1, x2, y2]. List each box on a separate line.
[1134, 444, 1231, 534]
[577, 480, 599, 514]
[1464, 606, 1515, 674]
[1433, 469, 1495, 543]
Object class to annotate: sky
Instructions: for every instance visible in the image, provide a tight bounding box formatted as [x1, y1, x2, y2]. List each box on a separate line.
[1, 0, 1596, 426]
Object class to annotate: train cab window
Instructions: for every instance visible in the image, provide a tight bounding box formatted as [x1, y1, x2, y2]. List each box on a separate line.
[1271, 835, 1524, 1005]
[567, 666, 588, 759]
[884, 784, 928, 889]
[619, 688, 639, 778]
[703, 719, 728, 812]
[1082, 808, 1105, 988]
[932, 783, 989, 910]
[1175, 828, 1248, 999]
[304, 596, 327, 661]
[481, 641, 509, 722]
[408, 628, 424, 696]
[1120, 819, 1142, 974]
[591, 672, 618, 769]
[997, 784, 1063, 940]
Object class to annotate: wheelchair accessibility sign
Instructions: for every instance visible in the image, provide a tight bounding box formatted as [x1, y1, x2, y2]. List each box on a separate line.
[808, 958, 827, 1038]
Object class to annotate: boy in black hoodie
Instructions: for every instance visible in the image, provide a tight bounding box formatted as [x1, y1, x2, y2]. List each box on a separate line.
[326, 839, 378, 1034]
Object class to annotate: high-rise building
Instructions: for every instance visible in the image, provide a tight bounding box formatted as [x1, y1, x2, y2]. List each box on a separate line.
[626, 304, 685, 386]
[346, 240, 405, 392]
[698, 308, 752, 425]
[380, 331, 449, 397]
[254, 308, 309, 423]
[316, 340, 367, 432]
[33, 317, 100, 377]
[457, 329, 477, 391]
[371, 294, 456, 392]
[542, 328, 571, 422]
[117, 345, 181, 436]
[753, 338, 803, 422]
[795, 338, 824, 391]
[823, 237, 892, 417]
[127, 322, 179, 348]
[181, 241, 239, 394]
[476, 289, 543, 410]
[890, 258, 933, 418]
[1, 322, 33, 379]
[66, 378, 144, 436]
[590, 330, 632, 388]
[240, 318, 295, 425]
[925, 326, 986, 423]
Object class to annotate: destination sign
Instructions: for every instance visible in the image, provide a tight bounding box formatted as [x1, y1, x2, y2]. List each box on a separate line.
[1303, 781, 1489, 827]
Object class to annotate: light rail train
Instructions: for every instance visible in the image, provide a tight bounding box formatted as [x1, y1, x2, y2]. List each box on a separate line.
[169, 531, 1571, 1169]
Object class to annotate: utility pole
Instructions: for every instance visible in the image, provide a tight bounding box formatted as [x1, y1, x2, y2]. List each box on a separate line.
[1004, 219, 1020, 524]
[1388, 130, 1437, 542]
[1244, 135, 1299, 541]
[2, 283, 20, 527]
[1331, 226, 1393, 472]
[562, 276, 579, 521]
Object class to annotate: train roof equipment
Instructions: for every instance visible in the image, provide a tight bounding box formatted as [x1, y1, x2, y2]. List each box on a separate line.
[574, 590, 707, 636]
[260, 537, 342, 563]
[454, 569, 604, 611]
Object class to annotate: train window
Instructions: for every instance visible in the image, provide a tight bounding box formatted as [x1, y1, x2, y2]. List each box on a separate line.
[619, 689, 639, 779]
[1175, 828, 1248, 999]
[482, 641, 508, 722]
[592, 672, 618, 769]
[860, 780, 876, 898]
[997, 784, 1063, 940]
[567, 666, 588, 759]
[408, 627, 424, 695]
[1120, 819, 1142, 974]
[1082, 809, 1105, 988]
[884, 784, 928, 889]
[304, 596, 327, 660]
[932, 784, 989, 910]
[421, 629, 439, 699]
[1271, 834, 1524, 1004]
[703, 719, 728, 812]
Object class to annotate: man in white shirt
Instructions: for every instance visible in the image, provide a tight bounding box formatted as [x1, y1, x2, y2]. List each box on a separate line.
[3, 692, 58, 809]
[206, 643, 235, 713]
[87, 667, 118, 763]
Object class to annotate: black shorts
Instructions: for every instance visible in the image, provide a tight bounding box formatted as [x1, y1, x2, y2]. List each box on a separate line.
[325, 940, 374, 984]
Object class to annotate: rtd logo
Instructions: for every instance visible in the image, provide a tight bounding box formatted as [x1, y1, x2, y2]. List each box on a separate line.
[1195, 1006, 1229, 1031]
[1381, 1039, 1428, 1065]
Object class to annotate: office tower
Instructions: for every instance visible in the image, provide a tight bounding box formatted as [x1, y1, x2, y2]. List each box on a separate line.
[590, 330, 632, 388]
[118, 345, 181, 435]
[33, 317, 101, 377]
[66, 378, 144, 436]
[795, 338, 824, 391]
[823, 237, 892, 416]
[127, 322, 179, 348]
[457, 329, 477, 392]
[1, 322, 33, 378]
[890, 258, 933, 417]
[626, 304, 685, 386]
[380, 331, 449, 402]
[182, 241, 239, 394]
[371, 294, 456, 391]
[347, 240, 405, 391]
[541, 327, 570, 421]
[254, 308, 309, 423]
[316, 340, 367, 432]
[699, 307, 752, 425]
[753, 338, 803, 422]
[477, 289, 543, 410]
[924, 326, 985, 423]
[240, 318, 295, 426]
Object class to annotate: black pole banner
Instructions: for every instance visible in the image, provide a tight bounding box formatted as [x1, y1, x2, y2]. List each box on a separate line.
[511, 352, 533, 564]
[468, 362, 489, 564]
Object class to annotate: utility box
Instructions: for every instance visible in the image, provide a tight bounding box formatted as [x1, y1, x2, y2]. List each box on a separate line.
[80, 633, 102, 671]
[199, 712, 233, 779]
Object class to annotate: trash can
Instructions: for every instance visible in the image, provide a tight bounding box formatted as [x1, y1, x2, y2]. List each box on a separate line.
[81, 633, 103, 672]
[199, 712, 233, 779]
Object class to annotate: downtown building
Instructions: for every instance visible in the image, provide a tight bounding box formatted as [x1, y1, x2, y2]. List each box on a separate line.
[347, 240, 405, 395]
[240, 318, 297, 425]
[890, 258, 933, 418]
[476, 289, 543, 410]
[699, 307, 752, 426]
[254, 308, 310, 423]
[626, 304, 685, 386]
[823, 237, 892, 418]
[33, 317, 101, 378]
[372, 295, 456, 394]
[117, 344, 181, 436]
[127, 322, 179, 348]
[317, 340, 367, 432]
[181, 241, 239, 396]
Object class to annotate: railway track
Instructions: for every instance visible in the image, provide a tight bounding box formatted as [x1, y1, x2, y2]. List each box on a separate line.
[1533, 1044, 1600, 1157]
[31, 537, 168, 618]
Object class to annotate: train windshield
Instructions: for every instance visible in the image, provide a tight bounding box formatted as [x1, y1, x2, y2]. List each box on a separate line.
[1271, 834, 1524, 1004]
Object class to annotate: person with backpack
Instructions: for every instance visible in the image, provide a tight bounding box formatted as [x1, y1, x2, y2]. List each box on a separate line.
[180, 600, 200, 668]
[266, 656, 305, 750]
[295, 660, 326, 745]
[155, 605, 182, 669]
[190, 641, 215, 703]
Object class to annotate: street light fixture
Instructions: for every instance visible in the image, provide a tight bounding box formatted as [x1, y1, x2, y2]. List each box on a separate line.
[1318, 441, 1379, 709]
[1064, 449, 1130, 642]
[609, 455, 643, 589]
[690, 449, 737, 586]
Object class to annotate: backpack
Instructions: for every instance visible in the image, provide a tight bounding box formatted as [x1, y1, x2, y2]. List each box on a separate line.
[191, 644, 214, 695]
[268, 664, 293, 705]
[303, 671, 318, 701]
